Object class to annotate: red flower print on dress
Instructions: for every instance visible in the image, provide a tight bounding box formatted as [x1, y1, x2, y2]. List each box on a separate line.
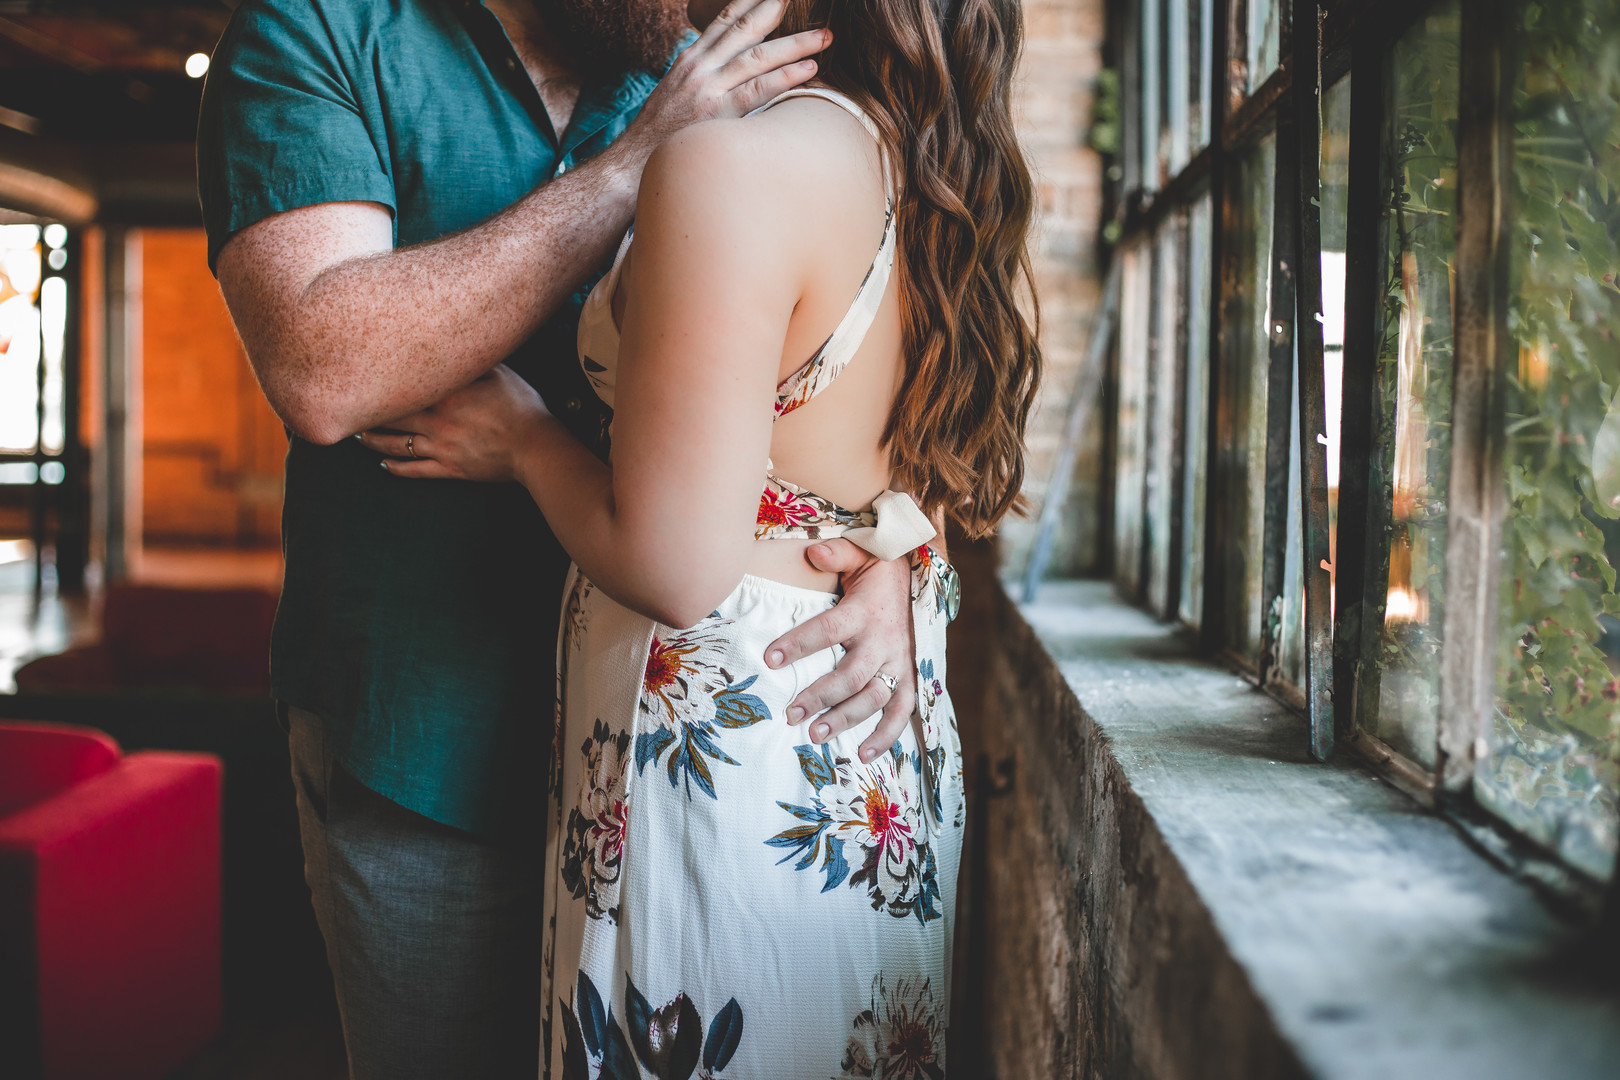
[768, 743, 942, 923]
[560, 720, 631, 923]
[756, 485, 821, 533]
[855, 772, 916, 872]
[587, 790, 627, 870]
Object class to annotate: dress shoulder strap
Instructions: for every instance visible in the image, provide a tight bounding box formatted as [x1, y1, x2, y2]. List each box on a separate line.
[752, 87, 893, 202]
[753, 87, 900, 419]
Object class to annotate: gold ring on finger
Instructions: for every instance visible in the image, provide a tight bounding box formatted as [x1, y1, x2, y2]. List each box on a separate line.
[407, 434, 417, 459]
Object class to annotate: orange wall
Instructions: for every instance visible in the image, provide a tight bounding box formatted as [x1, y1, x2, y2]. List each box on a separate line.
[140, 228, 284, 547]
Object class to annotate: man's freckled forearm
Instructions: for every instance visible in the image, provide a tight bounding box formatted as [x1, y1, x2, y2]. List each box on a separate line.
[223, 159, 641, 430]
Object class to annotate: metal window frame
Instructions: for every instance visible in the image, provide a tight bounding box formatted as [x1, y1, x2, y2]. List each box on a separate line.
[0, 224, 85, 598]
[1103, 0, 1619, 917]
[1116, 0, 1507, 767]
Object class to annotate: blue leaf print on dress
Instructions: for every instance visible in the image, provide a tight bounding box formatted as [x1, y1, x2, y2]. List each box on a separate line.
[712, 674, 771, 728]
[564, 972, 746, 1080]
[578, 971, 606, 1058]
[600, 1008, 639, 1080]
[705, 999, 744, 1072]
[560, 1006, 588, 1080]
[793, 743, 838, 789]
[635, 727, 676, 774]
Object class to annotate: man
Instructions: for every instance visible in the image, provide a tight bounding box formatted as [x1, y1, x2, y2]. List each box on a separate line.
[196, 1, 920, 1076]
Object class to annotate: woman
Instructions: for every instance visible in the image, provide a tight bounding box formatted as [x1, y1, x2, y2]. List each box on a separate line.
[363, 0, 1038, 1073]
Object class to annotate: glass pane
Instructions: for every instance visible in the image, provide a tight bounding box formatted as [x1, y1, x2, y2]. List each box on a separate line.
[1191, 0, 1215, 153]
[40, 226, 68, 456]
[1141, 0, 1162, 190]
[1181, 192, 1214, 627]
[1115, 242, 1153, 594]
[1322, 75, 1352, 608]
[1219, 134, 1277, 661]
[1279, 342, 1307, 690]
[1165, 0, 1190, 176]
[1146, 218, 1182, 613]
[1370, 3, 1460, 768]
[1247, 0, 1282, 93]
[1477, 0, 1620, 883]
[0, 224, 43, 455]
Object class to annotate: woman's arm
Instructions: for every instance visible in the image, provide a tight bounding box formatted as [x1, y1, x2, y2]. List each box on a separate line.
[370, 121, 806, 628]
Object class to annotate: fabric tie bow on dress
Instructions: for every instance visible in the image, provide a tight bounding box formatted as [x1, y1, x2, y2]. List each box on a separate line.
[840, 490, 937, 563]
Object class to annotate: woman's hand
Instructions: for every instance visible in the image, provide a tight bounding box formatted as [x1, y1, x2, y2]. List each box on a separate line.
[358, 364, 552, 481]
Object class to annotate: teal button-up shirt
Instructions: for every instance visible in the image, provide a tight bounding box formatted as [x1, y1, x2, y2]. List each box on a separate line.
[197, 0, 660, 835]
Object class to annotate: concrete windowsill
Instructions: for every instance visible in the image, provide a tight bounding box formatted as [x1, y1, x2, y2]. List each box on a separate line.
[1019, 580, 1620, 1080]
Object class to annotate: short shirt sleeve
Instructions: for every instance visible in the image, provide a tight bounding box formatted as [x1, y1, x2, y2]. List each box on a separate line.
[197, 0, 396, 274]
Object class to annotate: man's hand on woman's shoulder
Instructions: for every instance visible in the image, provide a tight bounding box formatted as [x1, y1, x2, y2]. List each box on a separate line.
[611, 0, 830, 171]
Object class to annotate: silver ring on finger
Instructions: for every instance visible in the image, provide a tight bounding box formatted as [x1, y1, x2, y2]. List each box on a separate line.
[406, 434, 418, 459]
[875, 671, 898, 694]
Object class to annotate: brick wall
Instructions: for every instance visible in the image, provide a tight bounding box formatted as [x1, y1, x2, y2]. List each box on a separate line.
[1001, 0, 1109, 579]
[140, 228, 284, 547]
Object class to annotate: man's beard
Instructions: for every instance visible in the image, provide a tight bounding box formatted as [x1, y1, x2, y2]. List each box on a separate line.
[533, 0, 691, 76]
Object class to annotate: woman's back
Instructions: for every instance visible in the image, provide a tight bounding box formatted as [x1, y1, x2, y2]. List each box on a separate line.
[588, 85, 914, 590]
[726, 91, 904, 514]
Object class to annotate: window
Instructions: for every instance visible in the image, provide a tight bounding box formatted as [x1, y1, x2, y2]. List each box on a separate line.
[1113, 242, 1151, 596]
[1145, 218, 1183, 616]
[0, 223, 71, 487]
[1179, 192, 1214, 629]
[1086, 0, 1620, 886]
[1476, 0, 1620, 881]
[1248, 0, 1283, 92]
[1215, 133, 1275, 666]
[1364, 5, 1461, 769]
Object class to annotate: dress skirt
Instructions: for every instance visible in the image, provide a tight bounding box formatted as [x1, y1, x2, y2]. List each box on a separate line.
[540, 558, 964, 1080]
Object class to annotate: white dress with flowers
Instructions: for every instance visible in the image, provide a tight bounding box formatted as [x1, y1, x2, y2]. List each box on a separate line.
[539, 88, 965, 1080]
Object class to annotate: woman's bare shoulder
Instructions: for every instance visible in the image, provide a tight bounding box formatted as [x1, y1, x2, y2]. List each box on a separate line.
[640, 95, 882, 226]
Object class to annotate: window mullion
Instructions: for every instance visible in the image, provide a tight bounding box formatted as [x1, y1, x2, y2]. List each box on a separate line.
[1291, 0, 1334, 759]
[1434, 0, 1512, 796]
[1257, 94, 1299, 687]
[1123, 0, 1144, 199]
[1226, 0, 1252, 120]
[1165, 209, 1192, 621]
[1199, 0, 1235, 652]
[1330, 26, 1392, 753]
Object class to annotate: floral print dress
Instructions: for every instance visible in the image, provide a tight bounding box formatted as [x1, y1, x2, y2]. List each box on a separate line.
[545, 87, 964, 1080]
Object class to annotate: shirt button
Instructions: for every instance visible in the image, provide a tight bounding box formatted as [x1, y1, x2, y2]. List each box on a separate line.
[506, 57, 518, 72]
[565, 398, 582, 412]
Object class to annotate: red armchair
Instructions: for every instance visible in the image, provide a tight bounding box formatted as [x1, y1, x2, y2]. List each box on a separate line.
[0, 723, 223, 1080]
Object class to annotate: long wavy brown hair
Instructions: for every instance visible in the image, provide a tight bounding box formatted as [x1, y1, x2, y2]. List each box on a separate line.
[777, 0, 1041, 537]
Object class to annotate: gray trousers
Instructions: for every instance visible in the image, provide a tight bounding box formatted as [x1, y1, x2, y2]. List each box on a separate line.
[286, 707, 543, 1080]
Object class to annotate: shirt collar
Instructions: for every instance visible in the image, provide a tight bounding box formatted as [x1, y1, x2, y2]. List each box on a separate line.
[560, 67, 658, 156]
[558, 28, 695, 155]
